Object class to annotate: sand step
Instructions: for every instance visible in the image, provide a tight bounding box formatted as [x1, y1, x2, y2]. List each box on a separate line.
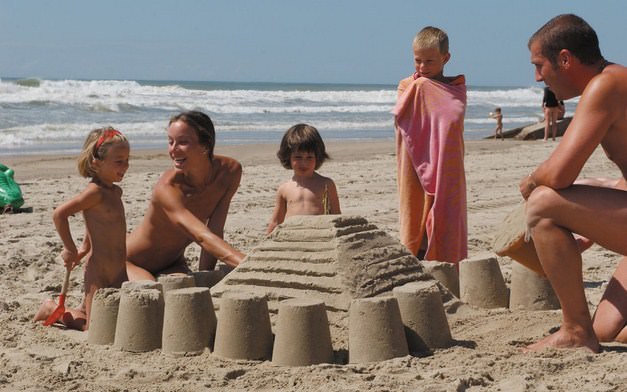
[270, 223, 380, 242]
[356, 270, 431, 298]
[254, 241, 337, 252]
[277, 215, 368, 230]
[237, 261, 337, 277]
[221, 271, 344, 294]
[247, 250, 337, 264]
[339, 231, 398, 251]
[335, 223, 379, 237]
[271, 228, 337, 242]
[351, 245, 414, 264]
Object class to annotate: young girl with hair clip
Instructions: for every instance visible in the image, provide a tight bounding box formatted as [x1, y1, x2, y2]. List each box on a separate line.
[33, 127, 130, 330]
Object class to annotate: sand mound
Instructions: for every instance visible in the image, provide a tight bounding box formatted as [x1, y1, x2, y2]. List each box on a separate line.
[211, 215, 460, 348]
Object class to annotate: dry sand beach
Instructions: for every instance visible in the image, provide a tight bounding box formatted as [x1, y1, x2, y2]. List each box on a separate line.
[1, 139, 625, 391]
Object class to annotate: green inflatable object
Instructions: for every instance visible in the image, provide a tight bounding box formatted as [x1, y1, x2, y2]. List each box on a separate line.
[0, 163, 25, 209]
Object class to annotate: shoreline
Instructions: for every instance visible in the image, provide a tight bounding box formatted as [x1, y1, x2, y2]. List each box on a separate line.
[3, 138, 529, 181]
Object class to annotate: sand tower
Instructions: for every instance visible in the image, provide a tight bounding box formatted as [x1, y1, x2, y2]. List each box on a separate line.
[211, 215, 459, 348]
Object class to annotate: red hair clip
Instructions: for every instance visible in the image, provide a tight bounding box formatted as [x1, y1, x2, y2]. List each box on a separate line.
[95, 129, 122, 151]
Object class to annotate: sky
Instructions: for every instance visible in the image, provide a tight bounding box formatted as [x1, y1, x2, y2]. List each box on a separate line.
[0, 0, 625, 87]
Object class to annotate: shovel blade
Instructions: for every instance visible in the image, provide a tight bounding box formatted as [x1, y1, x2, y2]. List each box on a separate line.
[42, 294, 66, 326]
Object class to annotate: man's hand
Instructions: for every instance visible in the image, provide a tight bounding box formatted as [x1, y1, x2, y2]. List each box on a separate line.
[520, 174, 537, 200]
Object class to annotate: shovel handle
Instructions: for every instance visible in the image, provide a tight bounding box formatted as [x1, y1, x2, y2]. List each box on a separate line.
[60, 266, 71, 296]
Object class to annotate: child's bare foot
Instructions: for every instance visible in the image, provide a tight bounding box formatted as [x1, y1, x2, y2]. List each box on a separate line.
[523, 326, 600, 353]
[32, 299, 57, 323]
[62, 311, 87, 331]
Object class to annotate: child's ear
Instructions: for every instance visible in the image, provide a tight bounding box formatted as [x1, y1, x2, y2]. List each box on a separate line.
[91, 158, 102, 172]
[443, 52, 451, 64]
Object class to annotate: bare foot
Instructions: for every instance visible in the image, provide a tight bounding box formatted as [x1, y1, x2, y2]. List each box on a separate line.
[62, 312, 87, 331]
[32, 299, 57, 323]
[575, 236, 594, 253]
[523, 326, 600, 353]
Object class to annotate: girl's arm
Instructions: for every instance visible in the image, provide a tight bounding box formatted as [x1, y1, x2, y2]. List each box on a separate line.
[266, 186, 287, 235]
[52, 184, 101, 269]
[326, 179, 341, 215]
[77, 230, 91, 261]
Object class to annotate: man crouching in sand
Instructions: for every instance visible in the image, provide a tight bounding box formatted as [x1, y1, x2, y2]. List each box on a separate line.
[519, 14, 627, 352]
[126, 111, 245, 280]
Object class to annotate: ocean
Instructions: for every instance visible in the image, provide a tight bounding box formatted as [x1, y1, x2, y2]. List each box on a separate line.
[0, 77, 576, 156]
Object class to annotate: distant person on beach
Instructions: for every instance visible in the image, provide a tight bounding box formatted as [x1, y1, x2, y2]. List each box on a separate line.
[519, 14, 627, 352]
[557, 100, 566, 120]
[489, 107, 504, 140]
[33, 128, 130, 330]
[542, 87, 560, 140]
[266, 123, 340, 234]
[125, 111, 245, 280]
[393, 26, 467, 262]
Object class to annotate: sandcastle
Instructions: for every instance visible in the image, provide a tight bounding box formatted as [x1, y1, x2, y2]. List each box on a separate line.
[86, 215, 458, 363]
[210, 215, 459, 348]
[86, 214, 557, 364]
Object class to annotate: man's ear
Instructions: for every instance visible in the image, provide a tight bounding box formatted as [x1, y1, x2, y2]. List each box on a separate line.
[558, 49, 572, 69]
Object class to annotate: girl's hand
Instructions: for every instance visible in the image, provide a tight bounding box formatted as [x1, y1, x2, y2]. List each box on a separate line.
[60, 248, 80, 270]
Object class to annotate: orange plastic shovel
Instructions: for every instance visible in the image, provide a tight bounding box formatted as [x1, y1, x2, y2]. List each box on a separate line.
[43, 267, 71, 326]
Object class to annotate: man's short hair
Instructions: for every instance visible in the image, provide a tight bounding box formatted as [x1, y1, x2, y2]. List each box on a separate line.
[529, 14, 603, 66]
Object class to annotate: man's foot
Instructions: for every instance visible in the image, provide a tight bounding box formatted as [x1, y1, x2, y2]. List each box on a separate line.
[523, 326, 600, 353]
[575, 236, 594, 252]
[32, 299, 57, 323]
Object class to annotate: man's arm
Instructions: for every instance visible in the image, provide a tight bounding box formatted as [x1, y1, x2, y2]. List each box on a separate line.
[521, 74, 619, 198]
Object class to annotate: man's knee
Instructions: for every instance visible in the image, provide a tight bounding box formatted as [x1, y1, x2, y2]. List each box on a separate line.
[526, 186, 560, 228]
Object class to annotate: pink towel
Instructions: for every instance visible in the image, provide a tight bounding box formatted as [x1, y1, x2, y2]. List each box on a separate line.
[393, 75, 467, 263]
